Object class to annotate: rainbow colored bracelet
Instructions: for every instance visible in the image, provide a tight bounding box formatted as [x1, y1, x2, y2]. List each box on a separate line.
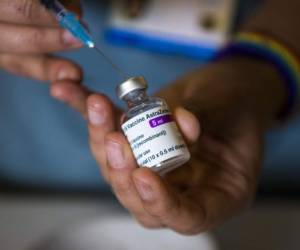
[217, 31, 300, 120]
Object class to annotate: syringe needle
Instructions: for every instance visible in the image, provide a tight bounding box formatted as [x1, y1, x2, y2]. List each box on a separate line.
[93, 46, 128, 80]
[40, 0, 128, 80]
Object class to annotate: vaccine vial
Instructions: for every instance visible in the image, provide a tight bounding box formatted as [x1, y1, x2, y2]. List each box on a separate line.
[117, 76, 191, 175]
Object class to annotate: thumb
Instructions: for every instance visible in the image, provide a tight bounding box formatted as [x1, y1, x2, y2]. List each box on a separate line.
[174, 107, 201, 145]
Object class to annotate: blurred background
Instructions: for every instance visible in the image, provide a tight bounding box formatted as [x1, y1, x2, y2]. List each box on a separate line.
[0, 0, 300, 249]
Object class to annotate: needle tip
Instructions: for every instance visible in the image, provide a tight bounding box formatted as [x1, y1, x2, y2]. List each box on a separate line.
[87, 41, 95, 48]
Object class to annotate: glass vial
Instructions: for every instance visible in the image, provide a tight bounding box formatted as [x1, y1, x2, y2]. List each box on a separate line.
[117, 76, 191, 175]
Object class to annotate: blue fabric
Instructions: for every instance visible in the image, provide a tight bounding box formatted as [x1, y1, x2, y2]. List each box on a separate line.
[0, 0, 299, 191]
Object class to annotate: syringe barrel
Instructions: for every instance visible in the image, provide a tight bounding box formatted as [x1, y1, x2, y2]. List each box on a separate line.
[41, 0, 94, 48]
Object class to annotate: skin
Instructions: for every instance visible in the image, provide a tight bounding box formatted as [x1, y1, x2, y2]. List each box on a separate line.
[0, 0, 84, 83]
[0, 0, 299, 235]
[53, 56, 285, 234]
[82, 57, 286, 234]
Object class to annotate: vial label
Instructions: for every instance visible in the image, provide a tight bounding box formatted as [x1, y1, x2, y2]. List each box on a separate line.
[122, 106, 190, 168]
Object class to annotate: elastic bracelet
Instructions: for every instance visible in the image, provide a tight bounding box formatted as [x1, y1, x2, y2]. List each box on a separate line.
[216, 31, 300, 120]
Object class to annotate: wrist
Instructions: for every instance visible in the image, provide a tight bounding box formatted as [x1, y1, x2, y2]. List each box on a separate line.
[217, 31, 300, 122]
[241, 57, 287, 129]
[182, 56, 287, 130]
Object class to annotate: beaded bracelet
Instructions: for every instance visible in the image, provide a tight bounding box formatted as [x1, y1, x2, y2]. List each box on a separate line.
[216, 31, 300, 120]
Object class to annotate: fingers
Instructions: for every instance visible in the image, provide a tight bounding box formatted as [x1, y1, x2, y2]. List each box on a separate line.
[101, 119, 204, 234]
[0, 53, 82, 82]
[86, 100, 252, 234]
[87, 94, 118, 180]
[174, 107, 201, 144]
[0, 52, 90, 116]
[105, 133, 162, 226]
[51, 80, 90, 117]
[0, 23, 82, 54]
[86, 103, 205, 233]
[86, 95, 164, 228]
[0, 0, 82, 26]
[0, 0, 56, 26]
[104, 134, 205, 234]
[132, 168, 205, 235]
[103, 132, 163, 228]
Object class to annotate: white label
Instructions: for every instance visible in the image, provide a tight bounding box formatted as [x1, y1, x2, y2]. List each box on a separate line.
[122, 106, 189, 168]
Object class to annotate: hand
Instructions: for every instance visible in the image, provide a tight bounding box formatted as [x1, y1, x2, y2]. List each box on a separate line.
[1, 0, 148, 109]
[0, 0, 83, 83]
[53, 55, 286, 234]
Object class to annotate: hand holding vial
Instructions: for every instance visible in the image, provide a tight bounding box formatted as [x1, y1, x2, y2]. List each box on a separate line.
[67, 56, 286, 235]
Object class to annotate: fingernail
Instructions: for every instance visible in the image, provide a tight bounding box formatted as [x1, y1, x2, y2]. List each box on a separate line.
[50, 87, 64, 100]
[88, 104, 106, 126]
[57, 68, 80, 81]
[134, 178, 154, 201]
[106, 141, 125, 169]
[57, 69, 69, 81]
[62, 30, 82, 47]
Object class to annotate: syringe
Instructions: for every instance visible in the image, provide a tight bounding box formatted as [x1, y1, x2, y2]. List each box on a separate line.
[40, 0, 128, 79]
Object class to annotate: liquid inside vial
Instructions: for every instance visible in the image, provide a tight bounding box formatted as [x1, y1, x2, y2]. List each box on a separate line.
[117, 77, 190, 175]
